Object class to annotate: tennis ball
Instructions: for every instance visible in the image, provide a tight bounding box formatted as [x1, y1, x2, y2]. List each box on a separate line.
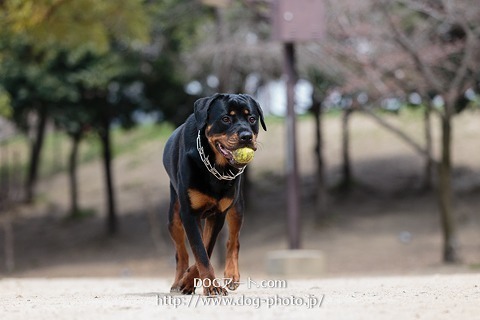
[232, 147, 255, 164]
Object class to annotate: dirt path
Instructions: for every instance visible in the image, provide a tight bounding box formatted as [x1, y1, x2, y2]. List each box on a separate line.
[1, 274, 479, 319]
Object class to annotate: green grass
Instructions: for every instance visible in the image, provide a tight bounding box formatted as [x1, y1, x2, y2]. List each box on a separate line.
[469, 263, 480, 270]
[111, 122, 174, 157]
[0, 122, 175, 181]
[67, 208, 97, 220]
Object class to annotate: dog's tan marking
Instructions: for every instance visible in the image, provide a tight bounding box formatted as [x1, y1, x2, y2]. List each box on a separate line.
[188, 189, 216, 210]
[219, 197, 234, 213]
[188, 189, 233, 214]
[207, 133, 231, 167]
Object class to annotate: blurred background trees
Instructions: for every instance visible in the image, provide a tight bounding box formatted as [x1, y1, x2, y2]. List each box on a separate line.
[304, 0, 480, 262]
[0, 0, 479, 264]
[0, 0, 191, 234]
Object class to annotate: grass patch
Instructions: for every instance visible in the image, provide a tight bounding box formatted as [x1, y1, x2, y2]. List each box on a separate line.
[67, 208, 97, 220]
[0, 122, 175, 181]
[111, 122, 174, 157]
[469, 263, 480, 270]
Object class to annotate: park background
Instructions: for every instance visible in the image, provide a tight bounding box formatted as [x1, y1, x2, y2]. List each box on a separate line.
[1, 0, 480, 280]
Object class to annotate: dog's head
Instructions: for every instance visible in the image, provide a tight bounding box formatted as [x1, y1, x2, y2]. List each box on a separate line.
[194, 93, 267, 168]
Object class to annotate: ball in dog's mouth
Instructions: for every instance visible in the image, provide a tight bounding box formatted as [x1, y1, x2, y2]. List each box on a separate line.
[216, 143, 254, 167]
[232, 147, 254, 164]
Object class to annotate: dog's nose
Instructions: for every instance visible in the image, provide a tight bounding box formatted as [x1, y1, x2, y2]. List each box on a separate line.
[239, 131, 253, 143]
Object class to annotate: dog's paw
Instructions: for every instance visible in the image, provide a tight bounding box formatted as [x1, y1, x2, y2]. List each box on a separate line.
[170, 284, 182, 293]
[177, 276, 196, 295]
[225, 279, 240, 291]
[203, 284, 228, 297]
[179, 282, 195, 295]
[224, 271, 240, 291]
[177, 268, 198, 295]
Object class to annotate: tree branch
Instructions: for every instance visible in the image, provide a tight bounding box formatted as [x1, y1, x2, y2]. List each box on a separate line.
[379, 2, 445, 94]
[239, 0, 270, 22]
[446, 24, 477, 108]
[360, 107, 439, 165]
[397, 0, 445, 22]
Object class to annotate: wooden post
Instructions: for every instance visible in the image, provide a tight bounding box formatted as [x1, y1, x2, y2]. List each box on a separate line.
[283, 42, 300, 249]
[272, 0, 325, 249]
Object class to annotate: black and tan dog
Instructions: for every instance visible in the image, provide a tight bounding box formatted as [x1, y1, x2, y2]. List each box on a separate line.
[163, 93, 266, 296]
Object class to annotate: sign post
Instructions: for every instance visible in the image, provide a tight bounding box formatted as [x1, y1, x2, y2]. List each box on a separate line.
[283, 42, 300, 249]
[272, 0, 325, 250]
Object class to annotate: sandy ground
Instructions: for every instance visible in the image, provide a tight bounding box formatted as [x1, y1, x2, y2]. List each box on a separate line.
[1, 274, 480, 319]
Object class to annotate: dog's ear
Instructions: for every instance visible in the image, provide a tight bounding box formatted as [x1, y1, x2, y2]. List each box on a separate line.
[244, 94, 267, 131]
[257, 103, 267, 131]
[194, 94, 221, 131]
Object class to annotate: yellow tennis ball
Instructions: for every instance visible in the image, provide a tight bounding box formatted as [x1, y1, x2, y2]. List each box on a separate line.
[232, 147, 255, 164]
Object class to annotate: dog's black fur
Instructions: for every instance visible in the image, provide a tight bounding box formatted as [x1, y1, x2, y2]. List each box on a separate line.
[163, 93, 266, 296]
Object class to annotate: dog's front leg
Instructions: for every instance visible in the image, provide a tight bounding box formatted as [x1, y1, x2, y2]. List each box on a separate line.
[224, 205, 243, 291]
[178, 214, 227, 296]
[178, 191, 227, 296]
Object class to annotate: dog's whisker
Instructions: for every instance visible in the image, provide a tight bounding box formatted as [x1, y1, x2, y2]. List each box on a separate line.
[256, 141, 265, 150]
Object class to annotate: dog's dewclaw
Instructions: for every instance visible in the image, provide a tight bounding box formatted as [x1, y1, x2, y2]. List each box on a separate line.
[232, 147, 254, 164]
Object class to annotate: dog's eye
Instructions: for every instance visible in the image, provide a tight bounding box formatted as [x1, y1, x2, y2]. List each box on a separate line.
[222, 116, 231, 124]
[248, 116, 257, 124]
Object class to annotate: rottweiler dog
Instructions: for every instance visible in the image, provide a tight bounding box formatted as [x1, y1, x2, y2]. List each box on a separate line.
[163, 93, 266, 296]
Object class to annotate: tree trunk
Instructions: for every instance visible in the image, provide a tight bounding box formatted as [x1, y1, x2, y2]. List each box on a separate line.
[68, 132, 82, 217]
[52, 125, 63, 174]
[25, 105, 48, 203]
[340, 108, 353, 191]
[1, 143, 10, 197]
[437, 115, 458, 262]
[422, 102, 434, 190]
[312, 97, 328, 222]
[99, 116, 117, 235]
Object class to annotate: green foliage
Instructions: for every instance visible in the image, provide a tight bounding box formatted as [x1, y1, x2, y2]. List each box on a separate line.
[155, 0, 212, 53]
[0, 0, 206, 135]
[1, 0, 151, 53]
[0, 0, 208, 209]
[0, 86, 12, 118]
[1, 39, 145, 135]
[0, 0, 155, 133]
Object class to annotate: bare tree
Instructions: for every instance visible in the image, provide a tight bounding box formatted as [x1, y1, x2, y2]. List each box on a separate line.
[182, 1, 282, 94]
[311, 0, 480, 262]
[380, 0, 479, 263]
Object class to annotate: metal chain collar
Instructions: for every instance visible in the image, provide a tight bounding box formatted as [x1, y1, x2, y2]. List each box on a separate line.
[196, 130, 245, 181]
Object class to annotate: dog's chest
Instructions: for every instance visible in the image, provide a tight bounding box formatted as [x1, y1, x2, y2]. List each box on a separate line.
[188, 188, 234, 216]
